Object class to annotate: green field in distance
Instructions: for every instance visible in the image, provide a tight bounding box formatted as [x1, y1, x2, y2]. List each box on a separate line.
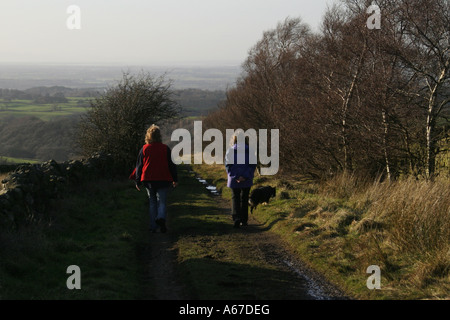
[0, 97, 92, 121]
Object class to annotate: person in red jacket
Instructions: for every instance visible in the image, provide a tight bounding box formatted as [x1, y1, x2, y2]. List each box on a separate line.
[135, 125, 178, 233]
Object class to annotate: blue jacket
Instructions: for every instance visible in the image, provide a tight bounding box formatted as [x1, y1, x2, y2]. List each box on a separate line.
[225, 143, 257, 189]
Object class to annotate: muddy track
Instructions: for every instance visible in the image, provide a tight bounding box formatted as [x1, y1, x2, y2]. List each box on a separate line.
[212, 196, 349, 300]
[244, 218, 349, 300]
[142, 173, 349, 300]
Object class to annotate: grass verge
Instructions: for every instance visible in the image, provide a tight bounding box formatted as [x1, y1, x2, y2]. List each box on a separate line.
[0, 178, 151, 299]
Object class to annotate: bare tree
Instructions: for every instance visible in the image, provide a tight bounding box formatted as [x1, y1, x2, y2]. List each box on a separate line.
[388, 0, 450, 178]
[204, 0, 449, 180]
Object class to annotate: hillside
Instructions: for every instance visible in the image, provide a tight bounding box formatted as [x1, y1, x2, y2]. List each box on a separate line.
[0, 87, 224, 164]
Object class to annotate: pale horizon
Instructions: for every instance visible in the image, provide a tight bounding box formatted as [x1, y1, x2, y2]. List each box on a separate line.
[0, 0, 337, 67]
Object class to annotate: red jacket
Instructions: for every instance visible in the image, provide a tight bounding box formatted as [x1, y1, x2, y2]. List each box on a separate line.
[132, 143, 178, 185]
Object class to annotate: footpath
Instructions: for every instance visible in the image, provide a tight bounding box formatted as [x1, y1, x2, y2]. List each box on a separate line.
[142, 165, 348, 300]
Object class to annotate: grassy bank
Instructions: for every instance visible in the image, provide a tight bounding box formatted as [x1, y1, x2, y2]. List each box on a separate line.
[0, 179, 151, 299]
[191, 164, 450, 300]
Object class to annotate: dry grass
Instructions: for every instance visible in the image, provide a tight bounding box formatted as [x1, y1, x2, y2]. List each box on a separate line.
[318, 171, 374, 199]
[347, 175, 449, 297]
[276, 172, 449, 298]
[354, 177, 450, 255]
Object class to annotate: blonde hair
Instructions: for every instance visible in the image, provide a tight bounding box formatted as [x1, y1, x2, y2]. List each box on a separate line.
[145, 124, 162, 144]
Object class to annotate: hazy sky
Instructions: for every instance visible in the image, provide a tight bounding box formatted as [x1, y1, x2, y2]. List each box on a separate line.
[0, 0, 337, 66]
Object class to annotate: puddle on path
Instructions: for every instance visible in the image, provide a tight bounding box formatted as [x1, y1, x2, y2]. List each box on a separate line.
[283, 260, 331, 300]
[195, 177, 220, 196]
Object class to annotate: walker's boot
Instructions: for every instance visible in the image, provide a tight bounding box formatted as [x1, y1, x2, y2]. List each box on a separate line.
[156, 219, 167, 233]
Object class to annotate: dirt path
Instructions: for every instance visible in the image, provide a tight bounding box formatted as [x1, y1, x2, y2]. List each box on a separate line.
[242, 215, 348, 300]
[145, 232, 188, 300]
[211, 196, 348, 300]
[141, 169, 349, 300]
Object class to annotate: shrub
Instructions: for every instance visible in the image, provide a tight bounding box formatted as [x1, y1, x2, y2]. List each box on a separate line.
[77, 72, 181, 170]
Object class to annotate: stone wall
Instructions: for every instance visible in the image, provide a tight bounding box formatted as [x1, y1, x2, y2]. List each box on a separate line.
[0, 164, 20, 174]
[0, 153, 118, 230]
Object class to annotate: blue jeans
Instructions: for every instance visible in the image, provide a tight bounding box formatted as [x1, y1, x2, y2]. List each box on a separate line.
[145, 184, 169, 231]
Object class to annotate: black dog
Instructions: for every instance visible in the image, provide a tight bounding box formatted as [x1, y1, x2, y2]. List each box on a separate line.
[249, 186, 276, 214]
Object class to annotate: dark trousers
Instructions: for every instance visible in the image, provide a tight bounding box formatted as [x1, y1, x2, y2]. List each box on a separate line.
[231, 187, 250, 223]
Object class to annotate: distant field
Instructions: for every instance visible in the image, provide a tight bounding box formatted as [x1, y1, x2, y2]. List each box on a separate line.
[0, 97, 92, 121]
[0, 156, 40, 164]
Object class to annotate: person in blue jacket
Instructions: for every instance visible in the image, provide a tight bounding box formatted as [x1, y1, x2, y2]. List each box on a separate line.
[225, 131, 257, 228]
